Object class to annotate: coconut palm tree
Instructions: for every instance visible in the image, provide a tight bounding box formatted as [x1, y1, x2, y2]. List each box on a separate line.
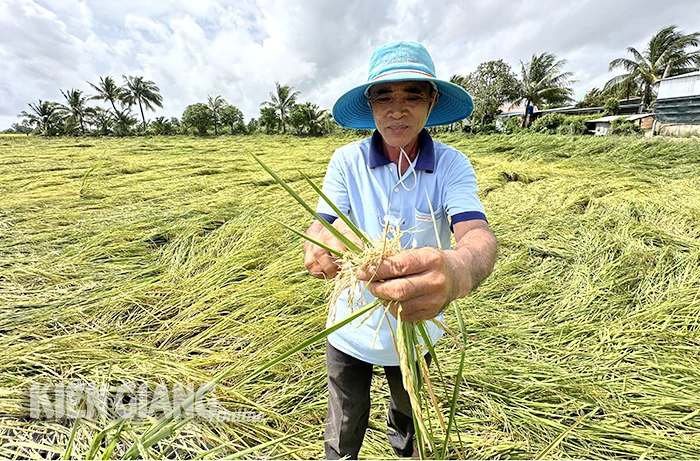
[58, 89, 89, 135]
[261, 82, 300, 134]
[605, 25, 700, 106]
[207, 95, 227, 135]
[659, 26, 700, 78]
[113, 107, 138, 137]
[121, 75, 164, 129]
[19, 100, 61, 136]
[85, 107, 113, 136]
[449, 74, 467, 88]
[519, 53, 574, 127]
[301, 103, 331, 136]
[87, 76, 124, 115]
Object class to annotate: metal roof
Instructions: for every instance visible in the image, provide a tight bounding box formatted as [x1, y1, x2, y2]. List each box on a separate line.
[659, 70, 700, 82]
[627, 113, 654, 121]
[658, 72, 700, 99]
[586, 115, 627, 123]
[535, 103, 642, 115]
[585, 114, 654, 123]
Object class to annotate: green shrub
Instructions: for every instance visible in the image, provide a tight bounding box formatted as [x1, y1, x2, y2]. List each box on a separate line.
[499, 116, 524, 134]
[531, 114, 591, 135]
[475, 121, 498, 135]
[464, 121, 498, 135]
[556, 119, 587, 135]
[603, 97, 621, 115]
[531, 113, 566, 133]
[610, 119, 643, 135]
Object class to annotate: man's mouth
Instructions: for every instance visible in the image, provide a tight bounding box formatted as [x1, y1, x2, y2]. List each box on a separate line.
[387, 125, 408, 134]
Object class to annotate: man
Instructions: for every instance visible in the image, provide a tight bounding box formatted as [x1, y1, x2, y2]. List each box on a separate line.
[303, 41, 498, 459]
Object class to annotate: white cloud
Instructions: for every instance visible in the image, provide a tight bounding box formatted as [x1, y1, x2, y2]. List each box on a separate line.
[2, 0, 700, 129]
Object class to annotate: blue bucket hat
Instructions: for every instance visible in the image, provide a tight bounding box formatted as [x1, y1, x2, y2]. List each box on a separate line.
[332, 41, 474, 129]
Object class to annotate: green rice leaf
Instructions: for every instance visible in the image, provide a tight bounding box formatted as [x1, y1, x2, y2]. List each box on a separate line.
[440, 301, 467, 459]
[300, 171, 371, 247]
[62, 418, 79, 460]
[251, 153, 362, 253]
[86, 419, 125, 460]
[237, 299, 381, 387]
[270, 216, 343, 257]
[100, 420, 126, 460]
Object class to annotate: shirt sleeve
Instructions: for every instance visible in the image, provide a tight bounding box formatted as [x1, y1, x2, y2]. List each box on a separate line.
[442, 151, 487, 225]
[316, 149, 350, 224]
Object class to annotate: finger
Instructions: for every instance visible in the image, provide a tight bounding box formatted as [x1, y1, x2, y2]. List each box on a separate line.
[308, 269, 327, 280]
[357, 249, 437, 281]
[334, 222, 365, 250]
[305, 250, 325, 277]
[314, 240, 347, 257]
[304, 257, 326, 279]
[344, 231, 365, 250]
[395, 293, 446, 322]
[305, 250, 338, 279]
[365, 271, 446, 302]
[317, 253, 340, 276]
[315, 253, 340, 278]
[380, 296, 445, 323]
[311, 225, 349, 254]
[384, 298, 442, 322]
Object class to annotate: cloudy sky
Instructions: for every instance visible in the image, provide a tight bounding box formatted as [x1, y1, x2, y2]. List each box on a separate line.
[1, 0, 699, 130]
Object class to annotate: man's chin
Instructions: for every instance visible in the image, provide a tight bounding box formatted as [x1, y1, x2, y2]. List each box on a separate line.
[381, 131, 417, 148]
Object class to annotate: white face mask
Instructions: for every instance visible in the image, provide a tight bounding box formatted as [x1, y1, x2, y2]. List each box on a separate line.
[397, 145, 418, 192]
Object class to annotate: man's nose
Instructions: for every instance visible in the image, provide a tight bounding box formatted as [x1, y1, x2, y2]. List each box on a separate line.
[387, 103, 406, 118]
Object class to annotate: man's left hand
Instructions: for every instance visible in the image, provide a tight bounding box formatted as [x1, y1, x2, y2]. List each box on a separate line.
[356, 220, 498, 323]
[357, 247, 466, 322]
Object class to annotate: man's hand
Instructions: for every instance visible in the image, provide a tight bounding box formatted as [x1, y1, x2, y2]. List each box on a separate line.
[357, 220, 497, 322]
[357, 247, 464, 322]
[304, 219, 364, 279]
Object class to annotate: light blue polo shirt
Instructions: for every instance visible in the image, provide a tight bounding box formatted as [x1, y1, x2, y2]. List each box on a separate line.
[317, 129, 486, 366]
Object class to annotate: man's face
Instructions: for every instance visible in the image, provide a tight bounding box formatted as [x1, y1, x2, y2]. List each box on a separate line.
[368, 81, 435, 148]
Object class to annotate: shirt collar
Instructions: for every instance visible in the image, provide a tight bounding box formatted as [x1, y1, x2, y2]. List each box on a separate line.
[369, 129, 435, 173]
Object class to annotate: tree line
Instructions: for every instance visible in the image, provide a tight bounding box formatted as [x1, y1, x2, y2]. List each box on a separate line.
[449, 25, 699, 131]
[6, 75, 335, 137]
[5, 25, 699, 136]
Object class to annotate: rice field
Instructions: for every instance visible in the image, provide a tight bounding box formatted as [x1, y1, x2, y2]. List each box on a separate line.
[1, 132, 699, 459]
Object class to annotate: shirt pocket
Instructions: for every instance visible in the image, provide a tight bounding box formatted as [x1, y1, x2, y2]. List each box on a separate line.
[409, 206, 444, 249]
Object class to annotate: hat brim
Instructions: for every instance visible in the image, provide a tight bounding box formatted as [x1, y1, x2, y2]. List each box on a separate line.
[332, 72, 474, 129]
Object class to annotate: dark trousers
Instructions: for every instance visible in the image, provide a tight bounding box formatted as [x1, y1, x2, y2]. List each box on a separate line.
[324, 341, 431, 460]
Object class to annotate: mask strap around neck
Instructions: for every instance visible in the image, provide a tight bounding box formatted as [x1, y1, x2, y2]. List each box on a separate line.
[397, 146, 418, 192]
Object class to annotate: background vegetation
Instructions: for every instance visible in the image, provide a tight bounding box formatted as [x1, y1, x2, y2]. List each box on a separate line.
[4, 25, 700, 137]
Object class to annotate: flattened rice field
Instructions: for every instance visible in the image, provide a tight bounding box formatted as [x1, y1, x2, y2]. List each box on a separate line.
[1, 133, 699, 459]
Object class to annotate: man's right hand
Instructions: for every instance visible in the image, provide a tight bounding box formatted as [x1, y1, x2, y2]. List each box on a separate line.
[304, 219, 364, 279]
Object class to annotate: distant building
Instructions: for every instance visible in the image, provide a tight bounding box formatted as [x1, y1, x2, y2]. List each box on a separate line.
[493, 98, 655, 134]
[532, 97, 643, 120]
[628, 113, 655, 131]
[494, 103, 529, 130]
[586, 115, 626, 136]
[655, 71, 700, 136]
[495, 103, 528, 117]
[585, 113, 654, 136]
